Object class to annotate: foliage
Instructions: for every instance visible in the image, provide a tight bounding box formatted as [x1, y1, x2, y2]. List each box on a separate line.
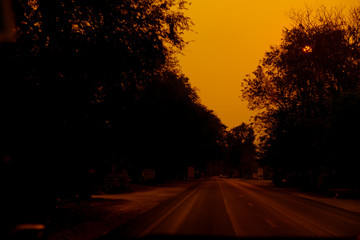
[241, 5, 360, 189]
[0, 0, 227, 207]
[226, 123, 257, 178]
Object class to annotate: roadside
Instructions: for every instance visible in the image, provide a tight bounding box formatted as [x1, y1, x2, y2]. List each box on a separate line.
[46, 178, 360, 240]
[47, 180, 198, 240]
[287, 191, 360, 214]
[241, 179, 360, 215]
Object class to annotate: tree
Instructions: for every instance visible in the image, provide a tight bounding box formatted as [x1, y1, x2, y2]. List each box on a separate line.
[241, 5, 360, 188]
[1, 0, 229, 193]
[119, 69, 227, 181]
[226, 123, 257, 178]
[1, 0, 198, 218]
[323, 91, 360, 189]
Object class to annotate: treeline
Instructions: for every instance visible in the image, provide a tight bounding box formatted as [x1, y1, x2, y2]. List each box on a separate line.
[242, 5, 360, 192]
[0, 0, 228, 197]
[0, 0, 226, 230]
[0, 0, 258, 220]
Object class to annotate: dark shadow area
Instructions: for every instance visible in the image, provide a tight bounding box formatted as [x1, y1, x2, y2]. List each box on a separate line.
[109, 235, 359, 240]
[2, 1, 360, 240]
[241, 5, 360, 196]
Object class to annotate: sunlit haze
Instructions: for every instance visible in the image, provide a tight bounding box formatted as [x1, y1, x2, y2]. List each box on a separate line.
[178, 0, 357, 129]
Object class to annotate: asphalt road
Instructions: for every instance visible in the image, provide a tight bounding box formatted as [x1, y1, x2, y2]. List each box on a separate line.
[99, 178, 360, 239]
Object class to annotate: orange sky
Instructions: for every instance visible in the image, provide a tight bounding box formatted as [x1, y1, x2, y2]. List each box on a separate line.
[178, 0, 358, 129]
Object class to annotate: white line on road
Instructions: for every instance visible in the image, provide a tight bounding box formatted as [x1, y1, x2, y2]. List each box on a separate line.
[218, 179, 244, 237]
[265, 219, 278, 228]
[166, 187, 201, 234]
[136, 185, 200, 238]
[225, 179, 338, 236]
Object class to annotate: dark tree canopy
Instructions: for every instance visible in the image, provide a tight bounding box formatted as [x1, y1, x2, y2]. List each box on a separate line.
[0, 0, 232, 209]
[241, 5, 360, 189]
[226, 123, 257, 178]
[1, 0, 231, 213]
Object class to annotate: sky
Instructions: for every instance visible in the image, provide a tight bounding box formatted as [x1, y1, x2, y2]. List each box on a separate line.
[177, 0, 358, 129]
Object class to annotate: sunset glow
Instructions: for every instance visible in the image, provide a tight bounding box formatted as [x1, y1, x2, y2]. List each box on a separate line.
[178, 0, 356, 128]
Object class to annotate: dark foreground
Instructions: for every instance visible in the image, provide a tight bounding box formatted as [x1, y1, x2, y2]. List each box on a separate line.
[99, 178, 360, 240]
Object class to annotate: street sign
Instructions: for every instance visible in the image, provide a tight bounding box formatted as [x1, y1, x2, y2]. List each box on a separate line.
[187, 166, 195, 179]
[142, 169, 156, 182]
[0, 0, 16, 42]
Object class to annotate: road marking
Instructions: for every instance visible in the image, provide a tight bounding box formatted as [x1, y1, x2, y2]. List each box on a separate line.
[222, 179, 339, 236]
[265, 219, 278, 228]
[218, 179, 244, 237]
[136, 185, 200, 238]
[167, 188, 201, 234]
[247, 202, 254, 207]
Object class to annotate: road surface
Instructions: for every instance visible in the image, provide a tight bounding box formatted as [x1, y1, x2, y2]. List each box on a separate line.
[99, 178, 360, 239]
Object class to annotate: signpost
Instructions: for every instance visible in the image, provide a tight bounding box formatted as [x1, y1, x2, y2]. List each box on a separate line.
[187, 166, 195, 179]
[0, 0, 16, 42]
[142, 169, 156, 182]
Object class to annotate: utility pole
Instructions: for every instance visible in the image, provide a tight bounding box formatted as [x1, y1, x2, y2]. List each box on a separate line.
[0, 0, 16, 42]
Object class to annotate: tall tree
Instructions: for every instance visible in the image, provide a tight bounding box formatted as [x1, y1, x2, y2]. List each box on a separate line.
[241, 5, 360, 188]
[226, 123, 257, 178]
[1, 0, 197, 218]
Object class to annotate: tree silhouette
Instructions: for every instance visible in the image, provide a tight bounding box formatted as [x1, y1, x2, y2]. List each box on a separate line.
[1, 0, 231, 206]
[241, 5, 360, 189]
[226, 123, 257, 178]
[1, 1, 223, 228]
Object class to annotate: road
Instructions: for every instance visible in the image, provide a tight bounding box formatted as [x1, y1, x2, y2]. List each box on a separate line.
[99, 178, 360, 239]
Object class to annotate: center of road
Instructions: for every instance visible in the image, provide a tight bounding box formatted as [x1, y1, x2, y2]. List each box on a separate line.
[136, 184, 200, 238]
[98, 178, 360, 239]
[218, 178, 245, 237]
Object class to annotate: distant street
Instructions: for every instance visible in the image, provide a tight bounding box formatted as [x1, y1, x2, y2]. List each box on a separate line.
[100, 178, 360, 239]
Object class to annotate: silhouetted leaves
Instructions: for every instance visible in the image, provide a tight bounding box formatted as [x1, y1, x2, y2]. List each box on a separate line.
[1, 0, 232, 213]
[242, 5, 360, 189]
[226, 123, 257, 178]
